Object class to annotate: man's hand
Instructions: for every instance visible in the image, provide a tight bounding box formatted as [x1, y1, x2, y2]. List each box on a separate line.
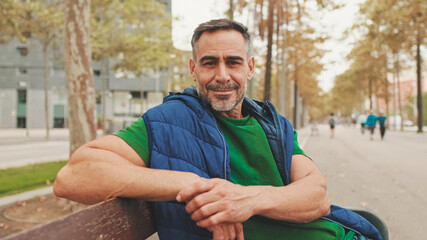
[208, 223, 244, 240]
[176, 178, 259, 228]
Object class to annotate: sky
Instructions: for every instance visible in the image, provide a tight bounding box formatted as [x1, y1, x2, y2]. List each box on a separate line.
[171, 0, 365, 92]
[171, 0, 229, 51]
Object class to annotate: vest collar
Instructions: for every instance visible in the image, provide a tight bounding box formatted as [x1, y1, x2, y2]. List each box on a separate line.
[165, 86, 275, 125]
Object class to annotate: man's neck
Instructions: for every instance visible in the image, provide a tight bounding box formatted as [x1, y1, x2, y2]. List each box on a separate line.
[214, 108, 243, 119]
[213, 102, 244, 119]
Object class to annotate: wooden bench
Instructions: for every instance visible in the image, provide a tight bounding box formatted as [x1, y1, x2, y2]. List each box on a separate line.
[3, 198, 157, 240]
[3, 198, 388, 240]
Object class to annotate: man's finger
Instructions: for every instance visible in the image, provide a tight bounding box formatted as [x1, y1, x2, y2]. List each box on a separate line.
[186, 192, 223, 216]
[176, 179, 212, 202]
[212, 224, 226, 240]
[196, 211, 227, 228]
[227, 223, 236, 240]
[235, 223, 244, 240]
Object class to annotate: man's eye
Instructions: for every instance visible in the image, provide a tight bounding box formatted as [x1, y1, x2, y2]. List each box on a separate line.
[204, 62, 216, 66]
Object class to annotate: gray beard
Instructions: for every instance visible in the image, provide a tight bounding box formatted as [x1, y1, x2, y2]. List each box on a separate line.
[196, 81, 246, 112]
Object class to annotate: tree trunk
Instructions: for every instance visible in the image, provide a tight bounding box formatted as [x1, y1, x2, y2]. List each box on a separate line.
[101, 58, 108, 135]
[384, 57, 389, 123]
[43, 44, 50, 140]
[263, 0, 274, 102]
[368, 76, 373, 110]
[279, 41, 287, 115]
[65, 0, 97, 154]
[228, 0, 234, 20]
[416, 31, 423, 133]
[395, 55, 403, 131]
[293, 71, 298, 128]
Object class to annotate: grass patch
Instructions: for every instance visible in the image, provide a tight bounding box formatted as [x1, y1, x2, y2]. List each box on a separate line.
[0, 160, 67, 198]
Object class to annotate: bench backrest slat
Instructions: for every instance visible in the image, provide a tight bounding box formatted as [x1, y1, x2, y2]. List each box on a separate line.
[4, 198, 156, 240]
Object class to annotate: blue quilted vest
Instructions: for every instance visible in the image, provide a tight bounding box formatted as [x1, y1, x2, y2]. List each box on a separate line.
[142, 86, 381, 240]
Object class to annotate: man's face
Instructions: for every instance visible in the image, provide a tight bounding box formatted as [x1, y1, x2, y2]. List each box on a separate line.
[190, 29, 254, 118]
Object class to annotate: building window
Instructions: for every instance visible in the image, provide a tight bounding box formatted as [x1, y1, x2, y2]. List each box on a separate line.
[94, 69, 101, 77]
[130, 91, 141, 99]
[17, 117, 26, 128]
[17, 90, 27, 103]
[18, 67, 28, 74]
[54, 104, 65, 128]
[17, 47, 29, 56]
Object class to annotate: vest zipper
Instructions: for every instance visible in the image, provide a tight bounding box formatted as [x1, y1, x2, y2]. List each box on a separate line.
[209, 112, 229, 180]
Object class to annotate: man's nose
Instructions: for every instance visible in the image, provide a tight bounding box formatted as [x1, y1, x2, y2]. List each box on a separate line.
[214, 62, 230, 83]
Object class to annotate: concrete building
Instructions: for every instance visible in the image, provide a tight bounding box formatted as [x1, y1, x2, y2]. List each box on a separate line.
[0, 0, 172, 131]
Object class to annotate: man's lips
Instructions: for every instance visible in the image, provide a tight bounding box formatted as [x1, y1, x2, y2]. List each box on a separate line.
[210, 89, 234, 95]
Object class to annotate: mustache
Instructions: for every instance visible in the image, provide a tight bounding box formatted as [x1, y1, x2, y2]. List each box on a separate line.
[206, 82, 239, 91]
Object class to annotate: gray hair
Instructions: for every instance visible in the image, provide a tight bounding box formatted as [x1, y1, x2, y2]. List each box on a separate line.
[191, 18, 251, 60]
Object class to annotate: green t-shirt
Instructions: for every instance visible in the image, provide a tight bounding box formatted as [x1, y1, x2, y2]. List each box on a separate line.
[113, 116, 306, 166]
[214, 114, 353, 240]
[114, 116, 354, 240]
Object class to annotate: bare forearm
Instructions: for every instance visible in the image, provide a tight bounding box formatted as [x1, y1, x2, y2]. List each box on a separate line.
[252, 173, 330, 223]
[54, 146, 200, 204]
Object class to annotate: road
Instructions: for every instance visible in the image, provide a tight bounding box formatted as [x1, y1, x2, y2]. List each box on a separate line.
[0, 141, 69, 169]
[0, 129, 70, 169]
[301, 124, 427, 240]
[0, 128, 104, 169]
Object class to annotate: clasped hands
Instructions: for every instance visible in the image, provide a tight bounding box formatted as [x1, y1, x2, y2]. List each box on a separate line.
[177, 178, 260, 240]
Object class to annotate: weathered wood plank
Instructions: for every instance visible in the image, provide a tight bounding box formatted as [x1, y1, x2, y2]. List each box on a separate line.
[4, 198, 156, 240]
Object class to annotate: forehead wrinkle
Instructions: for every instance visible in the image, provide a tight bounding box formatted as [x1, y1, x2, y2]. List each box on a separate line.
[196, 30, 248, 61]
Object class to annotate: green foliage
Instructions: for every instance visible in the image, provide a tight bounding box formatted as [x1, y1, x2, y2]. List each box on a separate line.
[0, 161, 67, 197]
[91, 0, 173, 76]
[329, 68, 363, 116]
[0, 0, 20, 43]
[0, 0, 64, 46]
[22, 1, 64, 47]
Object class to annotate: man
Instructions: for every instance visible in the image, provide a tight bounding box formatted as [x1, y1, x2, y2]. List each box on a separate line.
[54, 19, 381, 240]
[377, 112, 387, 140]
[329, 113, 336, 138]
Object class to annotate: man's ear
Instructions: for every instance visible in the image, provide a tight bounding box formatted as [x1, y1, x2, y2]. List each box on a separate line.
[189, 58, 196, 81]
[247, 56, 255, 80]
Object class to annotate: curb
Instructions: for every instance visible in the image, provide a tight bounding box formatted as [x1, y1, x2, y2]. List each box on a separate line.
[0, 187, 53, 207]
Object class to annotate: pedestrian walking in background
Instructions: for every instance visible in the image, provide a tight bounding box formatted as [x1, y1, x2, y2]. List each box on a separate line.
[358, 113, 367, 134]
[365, 111, 378, 141]
[377, 112, 387, 140]
[329, 113, 336, 138]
